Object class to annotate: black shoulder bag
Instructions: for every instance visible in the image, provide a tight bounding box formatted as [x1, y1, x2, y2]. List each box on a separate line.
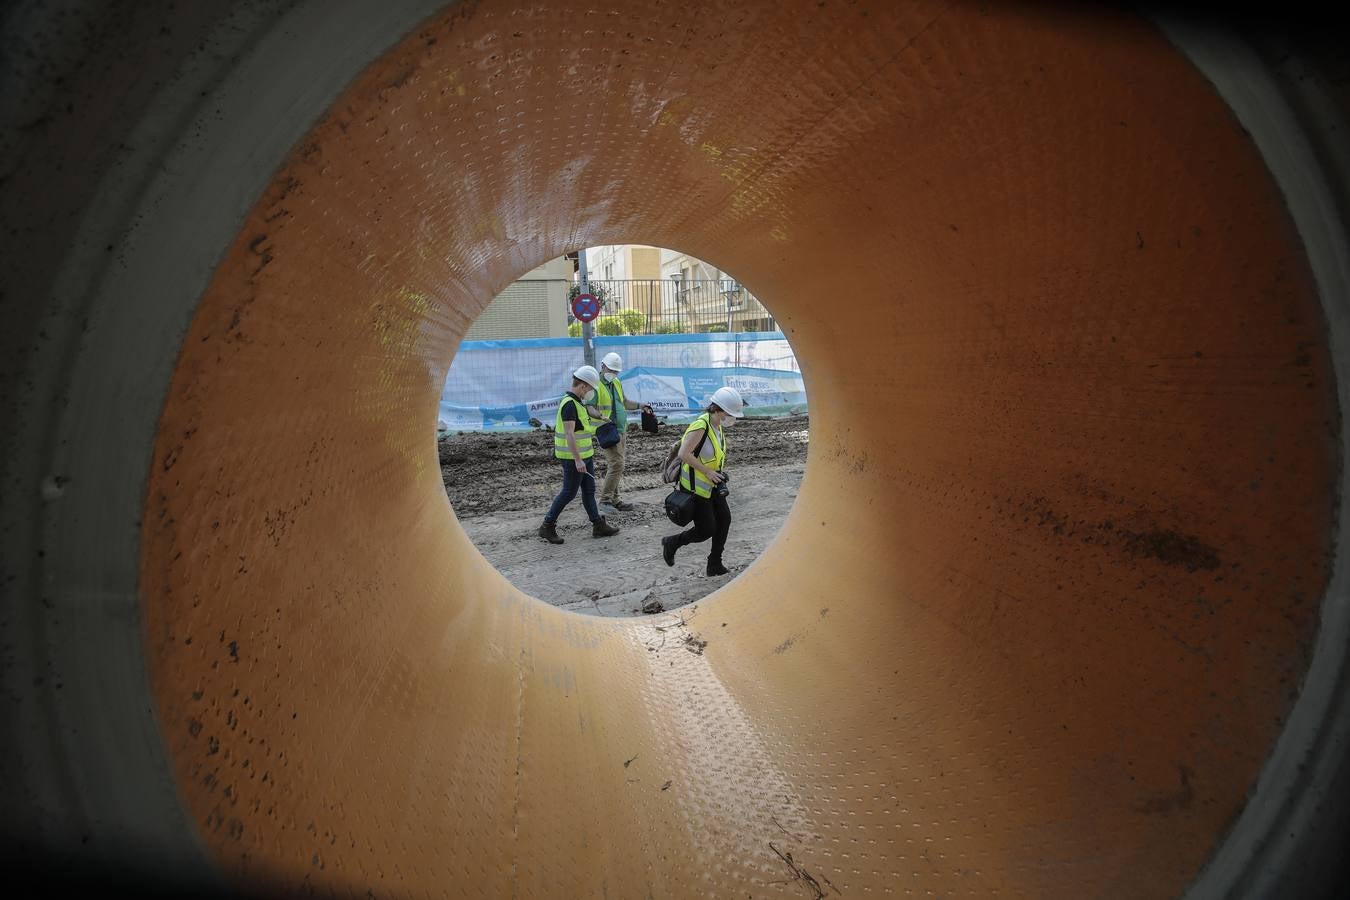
[593, 383, 622, 449]
[663, 425, 709, 526]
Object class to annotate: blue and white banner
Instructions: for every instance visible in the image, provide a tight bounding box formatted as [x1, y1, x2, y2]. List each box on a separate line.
[621, 366, 808, 419]
[438, 333, 805, 431]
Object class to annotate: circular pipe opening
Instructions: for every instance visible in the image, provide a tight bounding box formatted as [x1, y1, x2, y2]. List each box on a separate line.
[439, 247, 809, 614]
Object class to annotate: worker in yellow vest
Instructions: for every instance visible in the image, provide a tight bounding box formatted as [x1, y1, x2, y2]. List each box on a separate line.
[660, 386, 744, 576]
[538, 365, 621, 544]
[594, 351, 652, 512]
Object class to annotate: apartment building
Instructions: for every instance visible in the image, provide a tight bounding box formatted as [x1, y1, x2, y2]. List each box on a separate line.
[463, 256, 573, 340]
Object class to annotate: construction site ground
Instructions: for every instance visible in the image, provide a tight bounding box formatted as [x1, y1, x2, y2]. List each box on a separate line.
[440, 415, 809, 616]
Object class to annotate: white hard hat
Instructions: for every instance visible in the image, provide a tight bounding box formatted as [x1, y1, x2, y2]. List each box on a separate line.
[710, 386, 745, 417]
[601, 351, 623, 371]
[572, 365, 601, 388]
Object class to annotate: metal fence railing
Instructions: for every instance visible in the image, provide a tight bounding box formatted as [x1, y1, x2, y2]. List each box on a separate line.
[567, 279, 776, 335]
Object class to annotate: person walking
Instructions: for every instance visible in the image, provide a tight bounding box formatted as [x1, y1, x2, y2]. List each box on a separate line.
[660, 386, 744, 576]
[594, 351, 652, 511]
[538, 365, 621, 544]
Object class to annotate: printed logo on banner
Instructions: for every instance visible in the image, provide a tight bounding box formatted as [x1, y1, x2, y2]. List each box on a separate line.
[627, 373, 688, 413]
[734, 338, 793, 370]
[528, 396, 562, 423]
[482, 405, 531, 429]
[681, 369, 808, 409]
[723, 374, 785, 405]
[437, 404, 485, 431]
[678, 345, 712, 369]
[684, 373, 725, 409]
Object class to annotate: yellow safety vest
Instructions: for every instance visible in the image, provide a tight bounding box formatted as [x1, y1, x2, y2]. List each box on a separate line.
[678, 413, 726, 498]
[595, 377, 625, 421]
[553, 394, 594, 460]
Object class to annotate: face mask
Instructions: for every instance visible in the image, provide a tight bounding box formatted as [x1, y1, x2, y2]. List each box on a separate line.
[722, 415, 736, 426]
[602, 371, 615, 382]
[584, 390, 597, 403]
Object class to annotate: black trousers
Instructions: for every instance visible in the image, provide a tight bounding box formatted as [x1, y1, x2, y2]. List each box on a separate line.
[673, 492, 731, 563]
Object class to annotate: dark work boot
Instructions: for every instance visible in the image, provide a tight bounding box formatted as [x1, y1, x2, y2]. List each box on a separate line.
[662, 536, 678, 567]
[538, 522, 564, 544]
[592, 517, 620, 538]
[706, 559, 730, 577]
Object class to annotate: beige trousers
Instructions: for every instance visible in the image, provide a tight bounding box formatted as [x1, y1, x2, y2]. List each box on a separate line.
[600, 433, 626, 503]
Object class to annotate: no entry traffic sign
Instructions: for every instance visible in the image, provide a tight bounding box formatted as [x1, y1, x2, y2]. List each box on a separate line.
[571, 292, 600, 323]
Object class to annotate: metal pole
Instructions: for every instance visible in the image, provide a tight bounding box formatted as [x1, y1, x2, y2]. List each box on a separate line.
[578, 247, 595, 368]
[673, 274, 682, 333]
[726, 280, 733, 335]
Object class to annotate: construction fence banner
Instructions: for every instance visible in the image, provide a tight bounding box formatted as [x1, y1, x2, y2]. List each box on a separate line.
[438, 332, 805, 432]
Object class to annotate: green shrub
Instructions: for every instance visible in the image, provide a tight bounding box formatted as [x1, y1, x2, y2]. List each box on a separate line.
[594, 315, 627, 336]
[571, 316, 632, 336]
[618, 309, 646, 333]
[651, 322, 681, 334]
[706, 323, 728, 333]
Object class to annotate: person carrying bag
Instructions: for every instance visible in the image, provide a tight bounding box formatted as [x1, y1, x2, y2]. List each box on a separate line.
[662, 428, 707, 526]
[537, 365, 621, 544]
[592, 351, 652, 511]
[659, 386, 745, 577]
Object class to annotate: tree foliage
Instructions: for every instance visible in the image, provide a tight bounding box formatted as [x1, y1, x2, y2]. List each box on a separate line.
[567, 281, 611, 307]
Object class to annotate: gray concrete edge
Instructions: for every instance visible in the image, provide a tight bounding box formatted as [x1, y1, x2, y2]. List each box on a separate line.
[1154, 15, 1350, 900]
[6, 0, 452, 881]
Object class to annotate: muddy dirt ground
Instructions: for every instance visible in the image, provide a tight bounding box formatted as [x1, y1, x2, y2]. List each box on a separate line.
[440, 416, 809, 616]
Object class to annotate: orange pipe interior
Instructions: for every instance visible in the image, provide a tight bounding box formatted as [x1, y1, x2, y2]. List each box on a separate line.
[138, 2, 1337, 895]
